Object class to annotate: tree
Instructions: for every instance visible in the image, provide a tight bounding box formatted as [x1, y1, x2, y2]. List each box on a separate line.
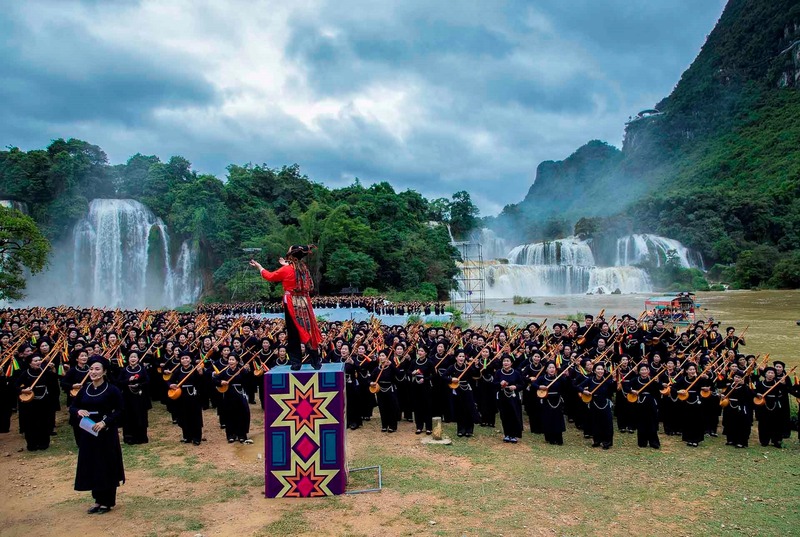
[448, 191, 479, 240]
[734, 245, 779, 288]
[326, 248, 377, 289]
[0, 207, 51, 300]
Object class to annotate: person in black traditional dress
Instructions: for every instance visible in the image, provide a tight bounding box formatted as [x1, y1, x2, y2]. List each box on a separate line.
[394, 344, 414, 423]
[445, 350, 478, 437]
[342, 344, 362, 430]
[721, 371, 752, 448]
[70, 356, 125, 514]
[673, 363, 707, 447]
[16, 354, 59, 451]
[580, 363, 614, 449]
[213, 354, 253, 444]
[754, 366, 785, 448]
[410, 345, 433, 435]
[614, 355, 636, 434]
[168, 353, 204, 445]
[476, 346, 498, 428]
[495, 356, 523, 443]
[430, 341, 452, 421]
[520, 350, 544, 434]
[62, 348, 90, 408]
[116, 351, 151, 444]
[370, 350, 399, 433]
[626, 362, 661, 449]
[659, 358, 682, 436]
[772, 361, 793, 439]
[532, 362, 566, 445]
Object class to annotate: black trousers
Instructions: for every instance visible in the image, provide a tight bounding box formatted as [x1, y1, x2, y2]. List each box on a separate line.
[284, 305, 302, 366]
[589, 400, 614, 447]
[411, 382, 433, 431]
[634, 400, 660, 448]
[93, 487, 117, 507]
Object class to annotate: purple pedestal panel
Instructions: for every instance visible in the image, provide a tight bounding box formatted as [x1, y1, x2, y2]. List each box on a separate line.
[264, 363, 346, 497]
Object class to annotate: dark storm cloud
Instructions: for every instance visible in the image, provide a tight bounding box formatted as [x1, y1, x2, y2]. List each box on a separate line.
[0, 0, 727, 215]
[0, 6, 215, 128]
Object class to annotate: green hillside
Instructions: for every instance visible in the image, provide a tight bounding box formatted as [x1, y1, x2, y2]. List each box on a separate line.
[491, 0, 800, 288]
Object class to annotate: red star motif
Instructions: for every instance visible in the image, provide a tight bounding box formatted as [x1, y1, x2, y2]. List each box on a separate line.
[284, 464, 327, 497]
[284, 385, 326, 432]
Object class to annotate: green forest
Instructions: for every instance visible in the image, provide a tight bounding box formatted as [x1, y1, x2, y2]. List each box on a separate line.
[0, 140, 483, 301]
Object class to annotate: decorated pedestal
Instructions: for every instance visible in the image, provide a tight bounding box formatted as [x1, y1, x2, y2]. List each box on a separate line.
[264, 363, 347, 497]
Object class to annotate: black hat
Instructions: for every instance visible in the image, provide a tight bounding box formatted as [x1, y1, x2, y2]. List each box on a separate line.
[527, 322, 540, 330]
[664, 358, 676, 365]
[70, 349, 88, 361]
[494, 324, 505, 331]
[87, 355, 110, 370]
[585, 314, 593, 320]
[763, 366, 777, 375]
[726, 327, 735, 333]
[732, 370, 745, 378]
[287, 244, 316, 259]
[773, 360, 786, 368]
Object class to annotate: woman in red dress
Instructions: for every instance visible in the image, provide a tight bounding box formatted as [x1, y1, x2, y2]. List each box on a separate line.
[250, 245, 322, 370]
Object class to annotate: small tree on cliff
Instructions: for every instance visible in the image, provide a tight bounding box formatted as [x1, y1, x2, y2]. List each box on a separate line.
[0, 206, 50, 300]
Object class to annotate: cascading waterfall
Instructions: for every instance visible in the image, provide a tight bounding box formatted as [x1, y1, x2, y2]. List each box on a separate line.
[508, 238, 594, 266]
[616, 234, 702, 269]
[472, 228, 509, 260]
[74, 199, 166, 308]
[174, 240, 202, 306]
[481, 236, 653, 297]
[14, 199, 202, 308]
[0, 200, 29, 213]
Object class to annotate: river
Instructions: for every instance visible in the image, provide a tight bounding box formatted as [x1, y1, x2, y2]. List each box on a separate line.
[477, 290, 799, 366]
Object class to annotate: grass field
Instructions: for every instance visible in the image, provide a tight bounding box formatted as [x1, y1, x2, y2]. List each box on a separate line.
[2, 395, 799, 537]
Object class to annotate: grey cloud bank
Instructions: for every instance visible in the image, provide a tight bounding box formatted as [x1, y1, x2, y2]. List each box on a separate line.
[0, 0, 726, 214]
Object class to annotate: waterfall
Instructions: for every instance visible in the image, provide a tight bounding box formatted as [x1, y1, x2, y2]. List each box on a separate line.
[588, 267, 652, 295]
[472, 228, 509, 260]
[0, 200, 29, 214]
[483, 263, 651, 298]
[478, 235, 652, 298]
[75, 199, 164, 308]
[508, 237, 595, 266]
[446, 224, 456, 244]
[174, 240, 202, 305]
[13, 198, 202, 308]
[615, 234, 701, 269]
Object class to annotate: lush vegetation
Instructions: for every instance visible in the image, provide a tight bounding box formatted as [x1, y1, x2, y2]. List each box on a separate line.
[487, 0, 800, 290]
[0, 141, 483, 301]
[0, 206, 51, 300]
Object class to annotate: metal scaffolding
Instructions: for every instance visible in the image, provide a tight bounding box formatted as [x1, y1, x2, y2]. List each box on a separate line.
[450, 241, 485, 318]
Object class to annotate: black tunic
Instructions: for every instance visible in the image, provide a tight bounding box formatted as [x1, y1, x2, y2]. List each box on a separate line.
[494, 368, 523, 438]
[69, 381, 126, 492]
[117, 365, 151, 444]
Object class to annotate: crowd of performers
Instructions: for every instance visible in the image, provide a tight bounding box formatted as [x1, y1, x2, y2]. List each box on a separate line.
[1, 308, 798, 452]
[196, 296, 447, 316]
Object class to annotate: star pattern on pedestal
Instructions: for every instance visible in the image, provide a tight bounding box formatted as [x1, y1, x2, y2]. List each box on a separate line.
[271, 374, 338, 443]
[272, 452, 338, 498]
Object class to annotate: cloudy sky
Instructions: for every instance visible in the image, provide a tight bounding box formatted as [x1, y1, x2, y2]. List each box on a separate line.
[1, 0, 726, 215]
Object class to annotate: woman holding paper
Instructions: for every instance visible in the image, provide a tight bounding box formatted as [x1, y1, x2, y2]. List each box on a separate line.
[69, 356, 126, 515]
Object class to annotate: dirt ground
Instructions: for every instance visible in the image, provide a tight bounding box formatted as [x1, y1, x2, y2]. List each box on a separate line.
[2, 396, 798, 537]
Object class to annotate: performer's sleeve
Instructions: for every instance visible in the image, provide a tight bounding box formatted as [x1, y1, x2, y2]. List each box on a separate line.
[260, 264, 292, 283]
